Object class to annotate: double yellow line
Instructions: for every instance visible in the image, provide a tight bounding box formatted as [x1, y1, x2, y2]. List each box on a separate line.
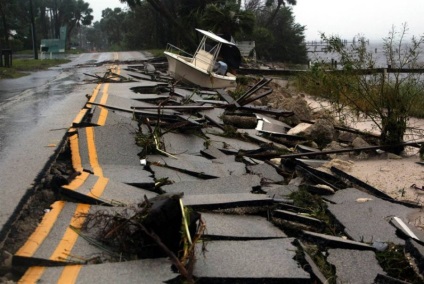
[18, 64, 121, 283]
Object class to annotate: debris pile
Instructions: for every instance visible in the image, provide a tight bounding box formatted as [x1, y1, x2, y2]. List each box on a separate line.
[4, 59, 424, 283]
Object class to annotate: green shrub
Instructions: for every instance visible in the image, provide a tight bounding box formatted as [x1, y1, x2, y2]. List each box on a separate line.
[297, 24, 424, 154]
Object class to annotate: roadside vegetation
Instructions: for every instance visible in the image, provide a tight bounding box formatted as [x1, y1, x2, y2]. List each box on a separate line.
[296, 24, 424, 154]
[0, 58, 70, 79]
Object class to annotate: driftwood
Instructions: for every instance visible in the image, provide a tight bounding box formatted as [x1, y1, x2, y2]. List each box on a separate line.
[245, 141, 424, 160]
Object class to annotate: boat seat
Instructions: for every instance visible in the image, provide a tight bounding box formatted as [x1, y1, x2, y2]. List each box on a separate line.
[193, 50, 214, 71]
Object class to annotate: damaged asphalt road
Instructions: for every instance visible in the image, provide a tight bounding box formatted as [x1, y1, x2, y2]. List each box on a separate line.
[1, 53, 424, 283]
[0, 52, 150, 255]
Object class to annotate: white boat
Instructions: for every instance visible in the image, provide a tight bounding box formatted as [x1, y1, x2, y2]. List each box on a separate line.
[164, 29, 238, 89]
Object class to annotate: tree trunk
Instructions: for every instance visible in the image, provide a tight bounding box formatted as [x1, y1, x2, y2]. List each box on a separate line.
[265, 0, 283, 28]
[29, 0, 38, 59]
[0, 2, 9, 46]
[145, 0, 196, 48]
[40, 5, 48, 39]
[380, 114, 407, 154]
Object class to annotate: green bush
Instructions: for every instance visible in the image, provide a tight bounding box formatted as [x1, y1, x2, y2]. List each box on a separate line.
[297, 24, 424, 154]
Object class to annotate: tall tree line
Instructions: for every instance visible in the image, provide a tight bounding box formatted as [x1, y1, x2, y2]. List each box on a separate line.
[84, 0, 307, 63]
[0, 0, 307, 63]
[0, 0, 93, 51]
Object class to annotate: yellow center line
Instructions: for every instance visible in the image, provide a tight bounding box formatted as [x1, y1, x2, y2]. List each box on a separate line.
[53, 67, 120, 283]
[15, 202, 66, 257]
[57, 265, 83, 283]
[62, 171, 90, 191]
[55, 177, 109, 283]
[19, 203, 91, 283]
[50, 203, 90, 262]
[72, 109, 88, 127]
[88, 176, 109, 198]
[19, 68, 118, 284]
[69, 133, 83, 173]
[97, 83, 110, 126]
[18, 266, 45, 284]
[19, 174, 108, 283]
[85, 127, 103, 177]
[87, 84, 102, 107]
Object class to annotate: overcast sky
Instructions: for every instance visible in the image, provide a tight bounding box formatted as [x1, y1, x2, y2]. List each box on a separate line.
[292, 0, 424, 42]
[88, 0, 127, 22]
[88, 0, 424, 42]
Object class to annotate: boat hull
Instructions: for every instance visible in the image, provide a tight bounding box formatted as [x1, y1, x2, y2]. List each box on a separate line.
[164, 51, 236, 89]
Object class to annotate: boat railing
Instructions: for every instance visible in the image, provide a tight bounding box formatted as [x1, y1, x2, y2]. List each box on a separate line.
[165, 43, 193, 58]
[166, 43, 214, 72]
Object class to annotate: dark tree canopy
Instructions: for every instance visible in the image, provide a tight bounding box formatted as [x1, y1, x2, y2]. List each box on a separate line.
[0, 0, 93, 51]
[0, 0, 308, 64]
[115, 0, 306, 63]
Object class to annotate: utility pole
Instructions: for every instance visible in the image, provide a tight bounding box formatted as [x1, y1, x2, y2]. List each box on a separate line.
[29, 0, 38, 59]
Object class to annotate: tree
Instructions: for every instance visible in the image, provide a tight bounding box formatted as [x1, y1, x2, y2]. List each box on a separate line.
[264, 0, 296, 27]
[36, 0, 93, 48]
[300, 24, 424, 154]
[99, 8, 127, 49]
[113, 0, 306, 63]
[66, 0, 93, 48]
[0, 0, 26, 50]
[253, 6, 307, 62]
[0, 0, 11, 45]
[119, 0, 250, 49]
[122, 3, 164, 50]
[201, 2, 255, 39]
[85, 22, 107, 51]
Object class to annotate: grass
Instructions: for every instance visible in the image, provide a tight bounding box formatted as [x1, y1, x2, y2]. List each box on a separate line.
[375, 243, 424, 283]
[0, 58, 70, 79]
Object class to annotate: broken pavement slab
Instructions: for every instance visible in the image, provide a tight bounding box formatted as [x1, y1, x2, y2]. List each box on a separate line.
[263, 184, 299, 200]
[327, 248, 386, 283]
[326, 188, 424, 244]
[149, 164, 204, 183]
[193, 238, 310, 282]
[183, 193, 273, 210]
[201, 212, 287, 240]
[273, 209, 324, 229]
[247, 163, 285, 183]
[161, 131, 207, 156]
[205, 133, 261, 152]
[89, 107, 136, 127]
[161, 174, 261, 195]
[147, 153, 246, 178]
[238, 128, 291, 152]
[89, 93, 179, 122]
[200, 145, 229, 159]
[25, 258, 178, 283]
[60, 171, 157, 206]
[301, 230, 374, 251]
[71, 124, 155, 185]
[13, 201, 115, 268]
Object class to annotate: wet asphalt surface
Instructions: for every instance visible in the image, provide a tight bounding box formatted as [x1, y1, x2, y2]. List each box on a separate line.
[0, 51, 149, 239]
